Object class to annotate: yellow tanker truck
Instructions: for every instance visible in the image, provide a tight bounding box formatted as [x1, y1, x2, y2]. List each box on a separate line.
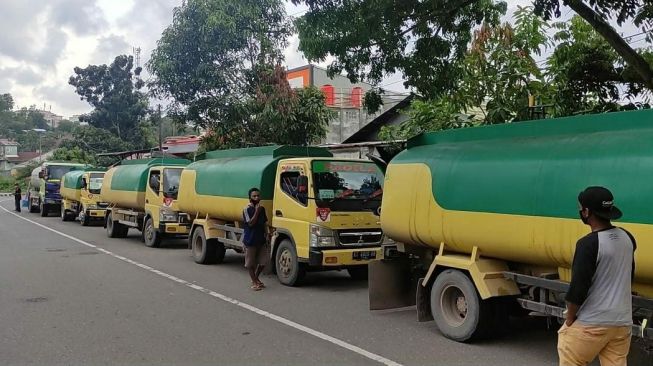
[177, 145, 386, 286]
[100, 158, 191, 246]
[372, 110, 653, 349]
[60, 169, 107, 226]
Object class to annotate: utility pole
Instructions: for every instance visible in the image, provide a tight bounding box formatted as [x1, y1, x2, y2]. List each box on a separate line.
[158, 104, 163, 154]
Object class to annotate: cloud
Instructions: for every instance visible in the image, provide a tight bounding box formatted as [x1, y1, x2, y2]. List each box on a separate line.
[0, 66, 44, 86]
[0, 0, 107, 67]
[33, 83, 90, 113]
[91, 34, 132, 64]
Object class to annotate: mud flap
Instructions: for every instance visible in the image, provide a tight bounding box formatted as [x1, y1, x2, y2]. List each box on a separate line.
[416, 277, 434, 322]
[369, 257, 415, 310]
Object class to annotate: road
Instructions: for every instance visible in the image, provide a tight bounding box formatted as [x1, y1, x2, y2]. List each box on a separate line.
[0, 199, 559, 365]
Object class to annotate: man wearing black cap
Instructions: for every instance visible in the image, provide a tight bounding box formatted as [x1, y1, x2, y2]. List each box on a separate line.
[558, 186, 636, 366]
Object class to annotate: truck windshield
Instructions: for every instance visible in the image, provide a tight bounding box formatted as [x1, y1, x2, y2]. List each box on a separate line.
[163, 168, 182, 199]
[312, 161, 384, 212]
[47, 166, 78, 180]
[88, 173, 104, 194]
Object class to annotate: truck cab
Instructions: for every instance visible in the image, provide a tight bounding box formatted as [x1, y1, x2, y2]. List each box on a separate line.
[271, 158, 385, 285]
[142, 165, 190, 245]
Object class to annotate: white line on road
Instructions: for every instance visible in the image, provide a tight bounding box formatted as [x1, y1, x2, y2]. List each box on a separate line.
[0, 205, 403, 366]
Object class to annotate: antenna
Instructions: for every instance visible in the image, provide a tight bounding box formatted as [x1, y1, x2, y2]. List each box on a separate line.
[133, 46, 142, 83]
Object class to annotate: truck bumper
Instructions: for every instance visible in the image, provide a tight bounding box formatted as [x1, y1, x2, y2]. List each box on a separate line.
[309, 247, 383, 267]
[86, 209, 107, 218]
[160, 223, 190, 235]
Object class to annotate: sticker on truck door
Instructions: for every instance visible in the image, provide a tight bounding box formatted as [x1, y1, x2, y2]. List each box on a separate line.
[316, 208, 331, 222]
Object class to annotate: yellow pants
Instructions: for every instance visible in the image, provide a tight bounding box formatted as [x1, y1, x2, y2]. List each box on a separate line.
[558, 322, 631, 366]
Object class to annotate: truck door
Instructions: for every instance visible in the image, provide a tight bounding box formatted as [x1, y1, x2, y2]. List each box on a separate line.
[146, 169, 161, 224]
[273, 162, 312, 259]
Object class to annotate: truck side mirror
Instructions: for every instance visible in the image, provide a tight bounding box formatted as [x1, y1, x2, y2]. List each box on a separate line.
[81, 179, 87, 189]
[38, 171, 44, 179]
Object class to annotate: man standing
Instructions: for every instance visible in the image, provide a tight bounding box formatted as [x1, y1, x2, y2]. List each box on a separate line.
[558, 186, 636, 366]
[14, 183, 22, 212]
[242, 187, 270, 291]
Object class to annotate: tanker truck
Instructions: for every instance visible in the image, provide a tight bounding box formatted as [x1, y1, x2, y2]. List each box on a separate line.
[26, 162, 88, 216]
[177, 145, 386, 286]
[371, 109, 653, 348]
[101, 157, 191, 246]
[60, 169, 107, 226]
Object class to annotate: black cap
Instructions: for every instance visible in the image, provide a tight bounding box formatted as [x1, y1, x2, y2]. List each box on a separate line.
[578, 186, 622, 220]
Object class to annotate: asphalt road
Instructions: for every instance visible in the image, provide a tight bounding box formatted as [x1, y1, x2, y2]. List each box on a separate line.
[0, 199, 560, 366]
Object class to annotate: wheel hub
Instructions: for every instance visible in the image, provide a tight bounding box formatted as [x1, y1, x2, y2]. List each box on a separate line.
[279, 250, 291, 276]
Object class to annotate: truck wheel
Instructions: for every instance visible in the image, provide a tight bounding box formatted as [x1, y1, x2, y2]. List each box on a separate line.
[143, 217, 162, 248]
[29, 200, 39, 213]
[40, 202, 48, 217]
[61, 207, 70, 222]
[347, 266, 368, 280]
[430, 269, 493, 342]
[106, 212, 128, 238]
[275, 240, 305, 286]
[192, 227, 218, 264]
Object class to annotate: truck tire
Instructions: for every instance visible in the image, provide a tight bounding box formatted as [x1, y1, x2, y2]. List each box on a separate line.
[192, 227, 220, 264]
[39, 202, 48, 217]
[430, 269, 494, 342]
[275, 239, 305, 286]
[29, 200, 39, 213]
[61, 207, 70, 222]
[106, 212, 128, 238]
[347, 266, 368, 280]
[143, 217, 162, 248]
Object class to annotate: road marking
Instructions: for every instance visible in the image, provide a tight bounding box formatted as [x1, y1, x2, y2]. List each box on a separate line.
[0, 205, 403, 366]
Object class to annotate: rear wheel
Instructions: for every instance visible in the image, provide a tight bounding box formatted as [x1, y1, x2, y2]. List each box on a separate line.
[39, 202, 48, 217]
[106, 212, 128, 238]
[143, 217, 161, 248]
[80, 206, 90, 226]
[347, 266, 369, 280]
[29, 198, 39, 213]
[430, 269, 494, 342]
[61, 207, 70, 221]
[275, 240, 305, 286]
[192, 227, 218, 264]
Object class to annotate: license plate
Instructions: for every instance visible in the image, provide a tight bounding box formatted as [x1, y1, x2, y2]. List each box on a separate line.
[352, 251, 376, 260]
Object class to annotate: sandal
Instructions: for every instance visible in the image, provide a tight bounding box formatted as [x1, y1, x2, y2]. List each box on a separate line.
[250, 283, 263, 291]
[257, 281, 266, 288]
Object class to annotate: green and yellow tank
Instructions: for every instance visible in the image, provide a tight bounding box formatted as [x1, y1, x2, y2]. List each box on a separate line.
[178, 145, 332, 221]
[60, 170, 87, 202]
[101, 158, 190, 210]
[381, 109, 653, 296]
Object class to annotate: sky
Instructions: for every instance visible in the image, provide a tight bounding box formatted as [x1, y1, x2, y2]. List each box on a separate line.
[0, 0, 644, 119]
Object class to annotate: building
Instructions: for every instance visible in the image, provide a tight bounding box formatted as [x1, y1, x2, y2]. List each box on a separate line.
[162, 135, 201, 156]
[36, 109, 64, 129]
[0, 139, 19, 176]
[287, 64, 409, 144]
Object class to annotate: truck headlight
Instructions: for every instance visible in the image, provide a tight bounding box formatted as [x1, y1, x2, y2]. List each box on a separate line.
[159, 210, 178, 222]
[86, 204, 97, 210]
[381, 235, 395, 244]
[309, 224, 336, 247]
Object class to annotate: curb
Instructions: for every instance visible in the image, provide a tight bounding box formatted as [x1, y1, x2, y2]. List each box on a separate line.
[0, 193, 12, 197]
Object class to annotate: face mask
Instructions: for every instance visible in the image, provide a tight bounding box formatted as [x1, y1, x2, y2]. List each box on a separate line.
[579, 210, 589, 225]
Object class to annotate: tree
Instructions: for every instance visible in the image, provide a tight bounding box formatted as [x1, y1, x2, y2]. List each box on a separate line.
[56, 119, 77, 134]
[69, 55, 150, 147]
[0, 93, 13, 112]
[292, 0, 507, 99]
[56, 125, 132, 166]
[148, 0, 292, 133]
[50, 147, 95, 164]
[534, 0, 653, 90]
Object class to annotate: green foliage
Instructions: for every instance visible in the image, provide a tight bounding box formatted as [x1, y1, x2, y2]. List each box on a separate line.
[148, 0, 292, 131]
[50, 147, 95, 164]
[379, 99, 475, 141]
[0, 93, 14, 112]
[0, 176, 23, 192]
[534, 0, 652, 29]
[56, 125, 132, 166]
[293, 0, 507, 99]
[69, 55, 150, 147]
[363, 90, 385, 114]
[56, 120, 77, 134]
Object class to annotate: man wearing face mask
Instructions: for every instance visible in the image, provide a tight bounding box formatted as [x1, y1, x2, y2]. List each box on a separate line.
[558, 186, 636, 366]
[242, 187, 270, 291]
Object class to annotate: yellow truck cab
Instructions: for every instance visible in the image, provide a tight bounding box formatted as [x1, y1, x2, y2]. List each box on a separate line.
[178, 146, 386, 286]
[60, 170, 107, 226]
[101, 158, 191, 247]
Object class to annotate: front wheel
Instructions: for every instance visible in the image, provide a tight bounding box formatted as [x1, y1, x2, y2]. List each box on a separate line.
[347, 266, 369, 280]
[40, 202, 48, 217]
[79, 206, 90, 226]
[61, 207, 70, 221]
[430, 269, 495, 342]
[143, 217, 161, 248]
[275, 240, 305, 286]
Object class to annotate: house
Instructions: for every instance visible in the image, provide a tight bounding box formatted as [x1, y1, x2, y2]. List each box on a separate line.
[286, 64, 410, 144]
[0, 139, 19, 176]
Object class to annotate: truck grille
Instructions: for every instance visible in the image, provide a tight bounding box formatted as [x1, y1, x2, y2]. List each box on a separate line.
[337, 230, 383, 246]
[97, 202, 109, 208]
